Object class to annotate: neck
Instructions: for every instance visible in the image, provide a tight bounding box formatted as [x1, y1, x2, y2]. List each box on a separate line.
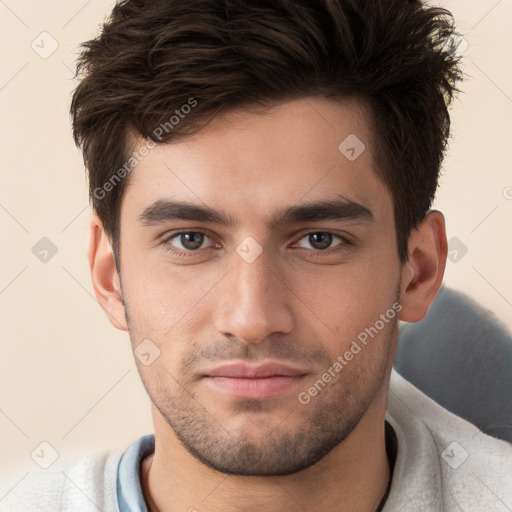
[141, 390, 391, 512]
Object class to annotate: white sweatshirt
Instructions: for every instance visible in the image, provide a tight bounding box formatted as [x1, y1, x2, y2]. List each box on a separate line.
[1, 368, 511, 511]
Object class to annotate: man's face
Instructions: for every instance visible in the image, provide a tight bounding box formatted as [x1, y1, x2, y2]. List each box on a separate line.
[118, 97, 402, 476]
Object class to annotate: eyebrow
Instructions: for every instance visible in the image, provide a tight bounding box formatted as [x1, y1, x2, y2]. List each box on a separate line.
[137, 195, 374, 228]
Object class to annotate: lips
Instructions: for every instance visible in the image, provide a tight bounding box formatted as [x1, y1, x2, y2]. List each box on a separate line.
[204, 362, 307, 378]
[203, 362, 308, 399]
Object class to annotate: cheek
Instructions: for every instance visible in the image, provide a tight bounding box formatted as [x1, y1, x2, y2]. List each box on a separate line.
[119, 229, 237, 373]
[290, 250, 400, 340]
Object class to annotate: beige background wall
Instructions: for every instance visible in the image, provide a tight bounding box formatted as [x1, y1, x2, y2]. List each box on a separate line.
[0, 0, 511, 491]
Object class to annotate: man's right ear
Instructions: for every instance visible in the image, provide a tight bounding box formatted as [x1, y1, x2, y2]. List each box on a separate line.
[87, 215, 128, 331]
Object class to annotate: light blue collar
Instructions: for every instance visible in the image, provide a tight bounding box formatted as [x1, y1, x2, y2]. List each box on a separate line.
[117, 434, 155, 512]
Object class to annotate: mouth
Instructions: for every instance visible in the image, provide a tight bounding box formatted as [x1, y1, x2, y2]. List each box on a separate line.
[202, 361, 308, 400]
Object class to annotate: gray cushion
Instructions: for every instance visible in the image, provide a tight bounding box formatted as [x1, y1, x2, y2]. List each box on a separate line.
[394, 286, 512, 443]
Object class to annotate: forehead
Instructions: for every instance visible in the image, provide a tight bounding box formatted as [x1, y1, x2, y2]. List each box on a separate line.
[121, 97, 393, 226]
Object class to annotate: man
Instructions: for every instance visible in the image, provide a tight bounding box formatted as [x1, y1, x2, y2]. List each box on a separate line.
[5, 0, 512, 511]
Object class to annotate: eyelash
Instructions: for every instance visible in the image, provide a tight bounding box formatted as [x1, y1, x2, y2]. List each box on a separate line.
[161, 230, 217, 259]
[161, 230, 353, 259]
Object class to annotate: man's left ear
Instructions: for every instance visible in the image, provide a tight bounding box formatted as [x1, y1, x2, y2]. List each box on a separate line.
[398, 210, 447, 323]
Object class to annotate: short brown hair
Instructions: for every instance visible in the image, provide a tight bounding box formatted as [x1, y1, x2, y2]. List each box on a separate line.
[70, 0, 463, 265]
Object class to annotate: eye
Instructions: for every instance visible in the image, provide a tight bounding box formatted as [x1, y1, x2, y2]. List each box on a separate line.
[166, 231, 213, 251]
[296, 232, 344, 251]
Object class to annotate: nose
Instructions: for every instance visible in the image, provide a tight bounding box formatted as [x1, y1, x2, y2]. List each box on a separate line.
[213, 251, 294, 345]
